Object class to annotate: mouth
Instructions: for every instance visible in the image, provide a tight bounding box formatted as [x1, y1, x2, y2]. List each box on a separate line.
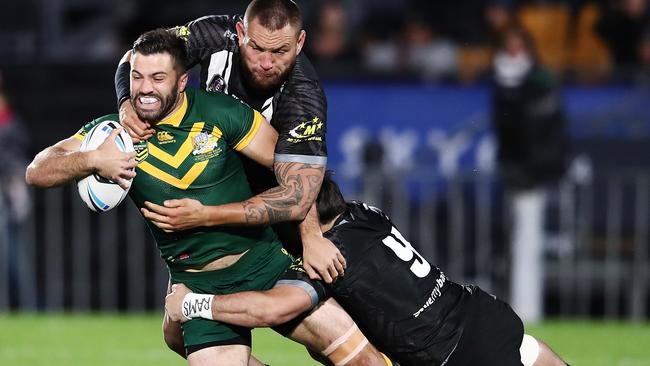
[135, 95, 161, 110]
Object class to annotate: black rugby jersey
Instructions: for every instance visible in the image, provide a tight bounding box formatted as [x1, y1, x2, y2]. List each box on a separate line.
[279, 202, 470, 366]
[150, 15, 327, 164]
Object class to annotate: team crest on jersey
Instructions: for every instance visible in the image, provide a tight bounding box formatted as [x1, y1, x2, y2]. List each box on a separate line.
[207, 74, 226, 93]
[134, 141, 148, 163]
[192, 132, 222, 161]
[156, 131, 175, 144]
[286, 117, 324, 143]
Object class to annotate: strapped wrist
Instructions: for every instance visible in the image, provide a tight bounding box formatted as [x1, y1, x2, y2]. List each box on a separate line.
[181, 293, 215, 320]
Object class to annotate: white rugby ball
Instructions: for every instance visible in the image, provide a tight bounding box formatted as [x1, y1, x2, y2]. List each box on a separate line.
[77, 120, 134, 212]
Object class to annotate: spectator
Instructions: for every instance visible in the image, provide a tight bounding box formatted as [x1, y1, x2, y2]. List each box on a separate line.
[595, 0, 650, 75]
[491, 27, 568, 322]
[0, 72, 34, 309]
[308, 1, 359, 67]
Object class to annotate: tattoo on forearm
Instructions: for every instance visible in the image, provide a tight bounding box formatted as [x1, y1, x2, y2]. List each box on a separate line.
[242, 162, 324, 224]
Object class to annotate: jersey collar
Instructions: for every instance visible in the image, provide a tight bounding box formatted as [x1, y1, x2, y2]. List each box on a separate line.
[157, 92, 187, 127]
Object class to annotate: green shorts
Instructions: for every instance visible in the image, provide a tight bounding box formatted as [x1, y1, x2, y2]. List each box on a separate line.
[170, 242, 292, 354]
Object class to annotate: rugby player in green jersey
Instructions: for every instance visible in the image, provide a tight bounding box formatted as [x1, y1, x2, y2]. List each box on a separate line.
[26, 29, 387, 366]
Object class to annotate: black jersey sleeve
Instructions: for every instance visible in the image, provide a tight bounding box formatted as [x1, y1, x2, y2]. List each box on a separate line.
[275, 258, 331, 308]
[272, 54, 328, 166]
[171, 15, 239, 69]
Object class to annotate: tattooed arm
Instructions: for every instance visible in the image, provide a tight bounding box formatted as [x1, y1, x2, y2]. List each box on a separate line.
[141, 160, 324, 229]
[241, 161, 324, 224]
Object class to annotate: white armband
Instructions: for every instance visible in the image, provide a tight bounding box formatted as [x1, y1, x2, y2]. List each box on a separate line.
[181, 293, 215, 320]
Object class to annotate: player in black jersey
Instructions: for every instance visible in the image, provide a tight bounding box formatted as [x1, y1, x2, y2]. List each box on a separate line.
[113, 1, 392, 365]
[166, 173, 570, 366]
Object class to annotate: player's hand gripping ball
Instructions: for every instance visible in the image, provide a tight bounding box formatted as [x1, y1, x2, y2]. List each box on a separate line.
[77, 121, 135, 212]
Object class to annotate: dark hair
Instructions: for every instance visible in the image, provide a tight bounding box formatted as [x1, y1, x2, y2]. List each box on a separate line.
[244, 0, 303, 32]
[132, 29, 189, 74]
[317, 171, 347, 225]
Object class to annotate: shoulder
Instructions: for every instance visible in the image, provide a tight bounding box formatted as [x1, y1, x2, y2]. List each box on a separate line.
[528, 65, 558, 91]
[177, 15, 240, 45]
[190, 89, 252, 122]
[74, 114, 120, 140]
[283, 54, 325, 99]
[186, 14, 238, 32]
[191, 88, 249, 110]
[273, 53, 326, 124]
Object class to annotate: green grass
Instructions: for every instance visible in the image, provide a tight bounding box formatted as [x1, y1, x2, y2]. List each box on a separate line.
[0, 313, 648, 365]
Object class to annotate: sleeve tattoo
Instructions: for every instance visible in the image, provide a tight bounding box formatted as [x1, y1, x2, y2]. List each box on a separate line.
[242, 161, 324, 224]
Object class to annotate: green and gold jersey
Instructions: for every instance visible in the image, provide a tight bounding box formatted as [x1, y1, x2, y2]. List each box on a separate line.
[74, 88, 281, 270]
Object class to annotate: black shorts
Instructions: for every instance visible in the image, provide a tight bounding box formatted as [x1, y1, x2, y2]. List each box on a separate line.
[446, 285, 524, 366]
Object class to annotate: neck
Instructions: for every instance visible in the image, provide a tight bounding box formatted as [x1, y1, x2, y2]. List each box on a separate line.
[167, 92, 185, 117]
[320, 213, 343, 233]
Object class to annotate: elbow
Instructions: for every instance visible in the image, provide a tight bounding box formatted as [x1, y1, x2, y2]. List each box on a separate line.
[25, 165, 42, 187]
[25, 164, 53, 188]
[293, 204, 311, 221]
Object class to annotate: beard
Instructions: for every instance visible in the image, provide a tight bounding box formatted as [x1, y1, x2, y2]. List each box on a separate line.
[242, 58, 296, 94]
[131, 82, 180, 124]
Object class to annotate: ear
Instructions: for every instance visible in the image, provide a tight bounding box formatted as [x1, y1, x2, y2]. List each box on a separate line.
[179, 72, 189, 93]
[235, 21, 246, 47]
[296, 30, 306, 55]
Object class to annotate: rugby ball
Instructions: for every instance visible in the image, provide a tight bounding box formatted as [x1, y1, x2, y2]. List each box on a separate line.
[77, 120, 134, 212]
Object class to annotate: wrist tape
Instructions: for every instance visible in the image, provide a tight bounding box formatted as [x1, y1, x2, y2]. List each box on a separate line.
[181, 293, 215, 320]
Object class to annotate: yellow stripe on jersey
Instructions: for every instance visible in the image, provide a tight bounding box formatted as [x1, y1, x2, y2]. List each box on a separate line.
[234, 110, 263, 151]
[147, 122, 204, 168]
[157, 92, 188, 128]
[137, 160, 209, 190]
[72, 133, 84, 141]
[212, 126, 223, 139]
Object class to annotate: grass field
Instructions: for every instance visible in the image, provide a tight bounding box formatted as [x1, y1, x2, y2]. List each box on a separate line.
[0, 314, 648, 365]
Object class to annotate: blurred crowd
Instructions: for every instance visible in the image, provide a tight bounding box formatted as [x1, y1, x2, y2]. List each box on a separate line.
[2, 0, 650, 84]
[301, 0, 650, 83]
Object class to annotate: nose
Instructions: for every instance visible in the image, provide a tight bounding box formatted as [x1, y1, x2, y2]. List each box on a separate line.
[139, 78, 154, 94]
[259, 53, 273, 71]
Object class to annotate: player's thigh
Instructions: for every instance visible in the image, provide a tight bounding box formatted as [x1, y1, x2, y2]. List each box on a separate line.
[187, 344, 250, 366]
[286, 298, 354, 350]
[286, 298, 386, 366]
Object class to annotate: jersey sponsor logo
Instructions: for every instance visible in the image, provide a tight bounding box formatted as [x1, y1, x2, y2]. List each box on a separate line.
[174, 25, 191, 41]
[223, 29, 237, 41]
[413, 272, 447, 318]
[192, 131, 222, 161]
[286, 117, 324, 143]
[134, 141, 148, 163]
[288, 257, 306, 273]
[207, 74, 226, 93]
[156, 131, 176, 144]
[167, 252, 191, 264]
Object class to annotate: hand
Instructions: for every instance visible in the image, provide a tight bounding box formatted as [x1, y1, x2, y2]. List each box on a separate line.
[91, 128, 137, 190]
[141, 198, 207, 232]
[165, 283, 193, 323]
[302, 236, 346, 284]
[119, 100, 155, 143]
